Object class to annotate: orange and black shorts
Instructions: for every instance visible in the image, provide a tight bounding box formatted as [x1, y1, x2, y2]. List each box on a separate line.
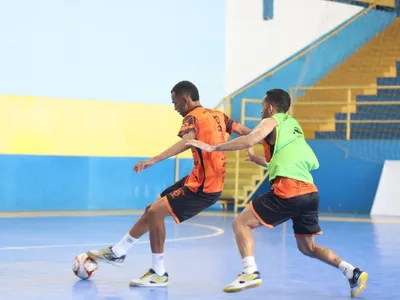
[160, 176, 221, 224]
[250, 191, 322, 236]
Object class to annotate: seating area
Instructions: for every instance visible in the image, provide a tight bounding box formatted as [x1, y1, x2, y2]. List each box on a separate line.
[315, 61, 400, 139]
[293, 18, 400, 140]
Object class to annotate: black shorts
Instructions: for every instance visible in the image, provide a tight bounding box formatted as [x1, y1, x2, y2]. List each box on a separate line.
[250, 191, 322, 236]
[160, 176, 221, 223]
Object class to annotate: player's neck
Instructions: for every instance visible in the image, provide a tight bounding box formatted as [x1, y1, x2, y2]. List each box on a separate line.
[187, 103, 202, 113]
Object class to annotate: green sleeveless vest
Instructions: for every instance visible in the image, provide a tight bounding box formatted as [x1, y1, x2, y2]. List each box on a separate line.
[265, 113, 319, 184]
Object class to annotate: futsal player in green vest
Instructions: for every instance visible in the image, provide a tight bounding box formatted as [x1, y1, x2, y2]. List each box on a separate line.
[185, 89, 368, 298]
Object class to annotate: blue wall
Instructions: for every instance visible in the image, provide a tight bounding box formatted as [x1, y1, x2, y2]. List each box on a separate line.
[253, 140, 400, 214]
[0, 155, 193, 212]
[2, 140, 399, 213]
[230, 9, 396, 123]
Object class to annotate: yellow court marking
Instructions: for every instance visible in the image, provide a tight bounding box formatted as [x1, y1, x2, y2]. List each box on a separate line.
[1, 210, 400, 224]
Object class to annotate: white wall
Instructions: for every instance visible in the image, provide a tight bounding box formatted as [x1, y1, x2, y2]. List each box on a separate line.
[0, 0, 225, 108]
[371, 160, 400, 217]
[225, 0, 363, 95]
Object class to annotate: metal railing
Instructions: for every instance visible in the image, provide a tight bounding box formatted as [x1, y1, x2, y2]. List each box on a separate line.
[290, 85, 400, 140]
[241, 85, 400, 140]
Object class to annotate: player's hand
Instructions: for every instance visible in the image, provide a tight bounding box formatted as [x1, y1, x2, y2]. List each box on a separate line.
[185, 139, 216, 152]
[133, 158, 156, 174]
[245, 148, 257, 163]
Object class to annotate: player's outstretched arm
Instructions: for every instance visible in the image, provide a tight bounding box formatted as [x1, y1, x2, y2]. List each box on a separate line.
[246, 148, 268, 168]
[233, 123, 263, 144]
[233, 123, 252, 136]
[186, 117, 278, 152]
[133, 131, 196, 174]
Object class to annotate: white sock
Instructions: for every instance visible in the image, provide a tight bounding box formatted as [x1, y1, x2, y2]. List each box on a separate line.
[111, 233, 138, 257]
[338, 261, 355, 279]
[152, 253, 165, 276]
[242, 256, 257, 274]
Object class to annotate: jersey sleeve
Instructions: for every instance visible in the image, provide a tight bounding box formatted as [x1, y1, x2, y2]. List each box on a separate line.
[271, 113, 289, 125]
[224, 114, 239, 134]
[178, 114, 199, 138]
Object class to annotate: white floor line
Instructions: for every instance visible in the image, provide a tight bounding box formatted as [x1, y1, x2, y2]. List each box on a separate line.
[0, 222, 225, 251]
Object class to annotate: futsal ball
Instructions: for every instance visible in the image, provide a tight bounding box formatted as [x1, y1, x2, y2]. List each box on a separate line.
[72, 253, 98, 280]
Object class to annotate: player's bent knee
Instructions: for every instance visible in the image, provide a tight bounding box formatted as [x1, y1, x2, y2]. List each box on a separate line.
[232, 211, 247, 227]
[297, 241, 316, 257]
[146, 199, 170, 221]
[232, 207, 261, 230]
[144, 196, 165, 215]
[146, 206, 160, 219]
[232, 216, 241, 230]
[144, 204, 152, 214]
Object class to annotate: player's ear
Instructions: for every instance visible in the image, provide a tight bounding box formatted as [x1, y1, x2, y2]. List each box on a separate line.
[183, 94, 191, 105]
[268, 104, 274, 113]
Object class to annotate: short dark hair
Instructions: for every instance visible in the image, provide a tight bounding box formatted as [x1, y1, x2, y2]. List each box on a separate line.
[265, 89, 291, 113]
[171, 81, 200, 102]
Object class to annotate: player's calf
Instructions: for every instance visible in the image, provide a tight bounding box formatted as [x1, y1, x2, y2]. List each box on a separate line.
[86, 196, 166, 267]
[223, 206, 263, 293]
[146, 200, 171, 253]
[296, 236, 368, 297]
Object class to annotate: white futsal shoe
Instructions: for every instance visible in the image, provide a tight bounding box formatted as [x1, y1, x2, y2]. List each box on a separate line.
[86, 246, 126, 266]
[223, 271, 262, 293]
[129, 268, 169, 287]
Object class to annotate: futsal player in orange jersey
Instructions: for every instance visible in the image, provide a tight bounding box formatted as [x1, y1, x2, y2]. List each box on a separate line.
[87, 80, 251, 286]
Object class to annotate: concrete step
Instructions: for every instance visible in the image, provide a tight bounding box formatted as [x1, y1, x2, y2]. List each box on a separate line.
[336, 123, 400, 131]
[315, 131, 400, 140]
[226, 167, 264, 176]
[335, 112, 400, 120]
[224, 177, 255, 188]
[377, 78, 400, 85]
[357, 94, 400, 101]
[357, 104, 400, 113]
[220, 189, 244, 200]
[293, 105, 349, 114]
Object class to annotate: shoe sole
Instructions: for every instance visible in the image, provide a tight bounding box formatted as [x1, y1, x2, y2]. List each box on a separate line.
[223, 280, 262, 293]
[351, 272, 368, 298]
[86, 252, 124, 267]
[129, 282, 168, 287]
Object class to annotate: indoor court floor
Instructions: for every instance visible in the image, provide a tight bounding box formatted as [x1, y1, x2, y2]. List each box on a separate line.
[1, 211, 399, 300]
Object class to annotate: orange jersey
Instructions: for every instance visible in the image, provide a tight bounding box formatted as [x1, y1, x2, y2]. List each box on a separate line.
[261, 139, 318, 198]
[178, 106, 238, 194]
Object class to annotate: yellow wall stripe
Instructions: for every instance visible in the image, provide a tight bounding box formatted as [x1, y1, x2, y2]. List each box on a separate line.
[0, 94, 192, 158]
